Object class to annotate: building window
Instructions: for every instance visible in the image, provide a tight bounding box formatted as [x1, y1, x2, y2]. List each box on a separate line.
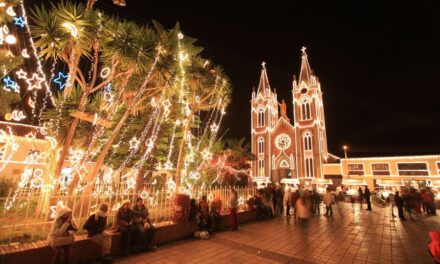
[303, 133, 312, 151]
[398, 163, 429, 176]
[305, 157, 314, 177]
[348, 163, 364, 176]
[301, 102, 311, 120]
[0, 142, 6, 160]
[437, 162, 440, 174]
[257, 108, 265, 127]
[258, 159, 265, 176]
[258, 137, 264, 154]
[371, 163, 390, 176]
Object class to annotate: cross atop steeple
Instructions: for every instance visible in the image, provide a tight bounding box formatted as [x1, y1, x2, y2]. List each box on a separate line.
[257, 61, 271, 95]
[299, 47, 312, 84]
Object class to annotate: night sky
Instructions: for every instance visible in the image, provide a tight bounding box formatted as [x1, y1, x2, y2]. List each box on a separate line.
[31, 0, 440, 157]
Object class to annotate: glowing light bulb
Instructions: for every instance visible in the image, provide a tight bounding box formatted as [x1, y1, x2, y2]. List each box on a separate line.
[62, 22, 78, 38]
[5, 34, 16, 44]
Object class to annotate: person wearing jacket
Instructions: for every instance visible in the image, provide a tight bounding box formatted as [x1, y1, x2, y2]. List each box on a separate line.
[229, 189, 239, 231]
[283, 186, 292, 216]
[364, 186, 372, 211]
[47, 206, 78, 264]
[132, 198, 156, 252]
[83, 203, 112, 263]
[113, 200, 134, 256]
[395, 191, 406, 220]
[323, 188, 333, 217]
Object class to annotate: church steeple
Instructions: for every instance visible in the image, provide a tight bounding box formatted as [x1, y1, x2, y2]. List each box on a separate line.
[298, 47, 312, 85]
[257, 61, 271, 96]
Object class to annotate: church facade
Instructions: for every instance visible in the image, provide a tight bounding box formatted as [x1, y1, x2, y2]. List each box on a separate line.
[250, 48, 440, 189]
[251, 48, 329, 184]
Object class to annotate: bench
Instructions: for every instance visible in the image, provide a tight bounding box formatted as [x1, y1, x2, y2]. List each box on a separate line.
[0, 210, 257, 264]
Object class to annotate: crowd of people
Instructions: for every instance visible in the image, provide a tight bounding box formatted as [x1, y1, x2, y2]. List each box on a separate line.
[47, 189, 240, 264]
[48, 198, 157, 264]
[386, 188, 437, 220]
[246, 184, 336, 233]
[46, 185, 438, 263]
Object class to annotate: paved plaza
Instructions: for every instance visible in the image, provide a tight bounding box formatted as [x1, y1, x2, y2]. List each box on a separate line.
[116, 203, 439, 264]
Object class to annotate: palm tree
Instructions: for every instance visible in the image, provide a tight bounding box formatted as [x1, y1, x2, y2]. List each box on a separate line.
[174, 56, 232, 187]
[30, 3, 132, 180]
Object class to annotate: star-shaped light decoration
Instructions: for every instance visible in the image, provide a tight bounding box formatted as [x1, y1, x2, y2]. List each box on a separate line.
[53, 72, 68, 89]
[220, 107, 226, 115]
[201, 148, 213, 161]
[26, 73, 45, 91]
[3, 76, 16, 88]
[163, 160, 173, 170]
[210, 123, 219, 133]
[126, 177, 136, 190]
[129, 137, 140, 151]
[16, 69, 27, 79]
[13, 16, 26, 27]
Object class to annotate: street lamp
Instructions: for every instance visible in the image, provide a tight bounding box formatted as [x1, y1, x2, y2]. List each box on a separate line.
[343, 145, 348, 159]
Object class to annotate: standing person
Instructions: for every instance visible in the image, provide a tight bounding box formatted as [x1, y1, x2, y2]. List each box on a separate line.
[364, 186, 372, 211]
[229, 189, 239, 231]
[83, 203, 113, 263]
[312, 190, 321, 215]
[296, 194, 311, 232]
[395, 191, 406, 220]
[283, 186, 292, 216]
[47, 206, 78, 264]
[271, 185, 278, 215]
[387, 191, 396, 217]
[276, 184, 284, 215]
[291, 190, 300, 218]
[113, 200, 134, 256]
[323, 188, 333, 217]
[133, 198, 156, 252]
[358, 187, 364, 210]
[197, 195, 211, 231]
[210, 195, 223, 231]
[421, 190, 432, 215]
[427, 188, 437, 216]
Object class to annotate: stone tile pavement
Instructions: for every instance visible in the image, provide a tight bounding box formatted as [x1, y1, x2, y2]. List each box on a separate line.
[116, 203, 440, 263]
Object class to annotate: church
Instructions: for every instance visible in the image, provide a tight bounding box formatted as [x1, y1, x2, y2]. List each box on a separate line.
[251, 48, 440, 190]
[251, 47, 329, 184]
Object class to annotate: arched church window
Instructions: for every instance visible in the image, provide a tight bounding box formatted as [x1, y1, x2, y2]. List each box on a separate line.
[257, 108, 265, 127]
[303, 132, 312, 151]
[258, 137, 264, 154]
[301, 102, 311, 120]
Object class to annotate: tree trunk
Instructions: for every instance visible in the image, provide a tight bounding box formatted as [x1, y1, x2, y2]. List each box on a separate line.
[135, 165, 148, 193]
[53, 93, 89, 179]
[53, 117, 79, 179]
[175, 111, 194, 188]
[89, 110, 131, 182]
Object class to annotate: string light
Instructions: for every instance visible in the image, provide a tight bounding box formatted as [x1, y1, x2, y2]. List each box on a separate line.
[5, 34, 16, 44]
[10, 110, 26, 121]
[21, 49, 29, 58]
[100, 67, 110, 78]
[6, 6, 15, 16]
[13, 16, 25, 27]
[62, 22, 78, 38]
[25, 73, 45, 91]
[15, 68, 27, 79]
[53, 71, 68, 89]
[129, 136, 140, 151]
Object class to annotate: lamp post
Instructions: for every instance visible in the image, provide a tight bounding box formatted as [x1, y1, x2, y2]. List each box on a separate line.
[343, 145, 348, 159]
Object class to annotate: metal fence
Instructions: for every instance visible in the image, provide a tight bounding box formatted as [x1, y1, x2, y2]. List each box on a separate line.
[0, 186, 256, 245]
